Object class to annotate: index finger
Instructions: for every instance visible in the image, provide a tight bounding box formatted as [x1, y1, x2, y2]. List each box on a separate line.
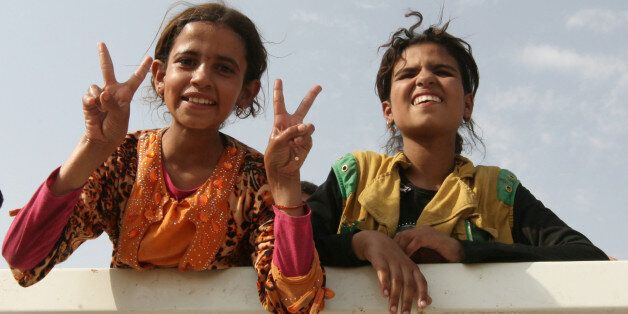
[98, 42, 117, 84]
[293, 84, 322, 119]
[273, 79, 288, 116]
[124, 56, 153, 93]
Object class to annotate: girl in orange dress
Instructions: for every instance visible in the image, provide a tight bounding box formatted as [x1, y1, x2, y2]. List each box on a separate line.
[3, 3, 328, 313]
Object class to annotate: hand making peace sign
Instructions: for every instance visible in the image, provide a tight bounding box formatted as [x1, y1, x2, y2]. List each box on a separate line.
[82, 42, 152, 145]
[264, 79, 321, 208]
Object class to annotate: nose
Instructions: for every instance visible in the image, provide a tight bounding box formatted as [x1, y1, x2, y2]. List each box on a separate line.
[191, 64, 212, 89]
[414, 69, 436, 87]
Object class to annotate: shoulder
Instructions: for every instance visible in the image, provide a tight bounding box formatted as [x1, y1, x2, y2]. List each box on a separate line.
[223, 134, 267, 186]
[228, 135, 264, 169]
[128, 129, 158, 142]
[331, 151, 393, 199]
[332, 151, 391, 171]
[474, 164, 520, 207]
[112, 129, 162, 159]
[116, 129, 159, 154]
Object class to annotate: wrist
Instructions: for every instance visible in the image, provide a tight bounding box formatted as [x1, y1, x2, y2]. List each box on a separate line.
[81, 134, 120, 152]
[53, 136, 117, 194]
[269, 179, 302, 207]
[273, 203, 306, 217]
[439, 237, 464, 262]
[452, 239, 464, 262]
[351, 230, 371, 261]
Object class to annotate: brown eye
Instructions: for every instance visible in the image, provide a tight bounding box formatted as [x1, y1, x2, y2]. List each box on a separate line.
[216, 63, 235, 75]
[395, 71, 413, 80]
[436, 70, 452, 77]
[177, 57, 196, 67]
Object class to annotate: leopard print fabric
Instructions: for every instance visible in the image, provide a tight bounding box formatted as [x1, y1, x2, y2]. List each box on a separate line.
[10, 130, 325, 313]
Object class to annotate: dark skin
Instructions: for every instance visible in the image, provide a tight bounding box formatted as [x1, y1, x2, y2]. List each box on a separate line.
[52, 43, 152, 196]
[265, 79, 321, 216]
[353, 43, 472, 314]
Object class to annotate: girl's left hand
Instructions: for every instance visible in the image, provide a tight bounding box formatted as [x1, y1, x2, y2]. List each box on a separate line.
[264, 79, 321, 210]
[394, 225, 464, 263]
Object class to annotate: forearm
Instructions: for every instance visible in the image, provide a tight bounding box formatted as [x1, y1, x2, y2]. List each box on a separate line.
[53, 135, 117, 195]
[272, 207, 315, 277]
[2, 169, 82, 269]
[461, 240, 608, 263]
[253, 206, 327, 313]
[315, 231, 366, 267]
[465, 184, 609, 263]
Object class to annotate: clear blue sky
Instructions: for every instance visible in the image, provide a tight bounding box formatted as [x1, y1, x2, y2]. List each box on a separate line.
[1, 0, 626, 268]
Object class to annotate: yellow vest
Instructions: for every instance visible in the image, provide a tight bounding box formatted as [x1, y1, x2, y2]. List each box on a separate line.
[334, 152, 518, 244]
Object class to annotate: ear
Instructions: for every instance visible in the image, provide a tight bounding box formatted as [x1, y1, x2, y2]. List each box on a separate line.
[463, 93, 474, 121]
[151, 60, 166, 97]
[237, 79, 261, 110]
[382, 100, 394, 125]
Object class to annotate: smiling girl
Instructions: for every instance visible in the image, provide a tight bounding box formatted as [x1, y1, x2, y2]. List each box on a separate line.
[2, 3, 328, 312]
[306, 11, 609, 314]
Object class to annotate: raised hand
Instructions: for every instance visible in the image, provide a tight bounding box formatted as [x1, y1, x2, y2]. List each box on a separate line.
[82, 42, 152, 145]
[264, 79, 321, 210]
[352, 230, 432, 313]
[394, 225, 464, 263]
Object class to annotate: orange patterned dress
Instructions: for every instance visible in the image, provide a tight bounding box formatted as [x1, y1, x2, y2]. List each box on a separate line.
[8, 129, 327, 313]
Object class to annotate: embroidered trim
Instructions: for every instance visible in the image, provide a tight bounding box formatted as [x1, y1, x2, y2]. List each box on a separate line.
[116, 129, 245, 270]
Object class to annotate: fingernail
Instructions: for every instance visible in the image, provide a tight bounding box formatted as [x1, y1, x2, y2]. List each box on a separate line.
[297, 124, 306, 132]
[390, 305, 396, 313]
[383, 289, 389, 297]
[419, 300, 427, 308]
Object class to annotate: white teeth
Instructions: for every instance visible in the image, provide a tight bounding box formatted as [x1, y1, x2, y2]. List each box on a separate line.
[188, 97, 214, 105]
[413, 95, 442, 106]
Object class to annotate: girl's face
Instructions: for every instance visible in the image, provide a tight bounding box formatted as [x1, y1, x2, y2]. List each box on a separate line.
[383, 42, 473, 145]
[152, 22, 259, 131]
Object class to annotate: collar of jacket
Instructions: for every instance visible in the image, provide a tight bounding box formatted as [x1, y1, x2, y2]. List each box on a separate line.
[357, 152, 478, 237]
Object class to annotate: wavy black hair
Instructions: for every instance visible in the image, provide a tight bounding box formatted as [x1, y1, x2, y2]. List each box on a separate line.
[376, 11, 483, 155]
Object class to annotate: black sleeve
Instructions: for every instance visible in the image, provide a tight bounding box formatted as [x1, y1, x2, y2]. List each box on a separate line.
[462, 184, 608, 263]
[308, 170, 367, 267]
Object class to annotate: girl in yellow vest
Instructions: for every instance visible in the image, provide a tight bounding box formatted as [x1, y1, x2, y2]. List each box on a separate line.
[2, 3, 329, 313]
[306, 10, 609, 314]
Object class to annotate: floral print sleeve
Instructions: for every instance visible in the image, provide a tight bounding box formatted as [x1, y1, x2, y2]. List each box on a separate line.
[10, 133, 141, 287]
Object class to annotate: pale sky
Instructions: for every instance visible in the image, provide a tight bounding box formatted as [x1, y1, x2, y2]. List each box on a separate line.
[1, 0, 627, 269]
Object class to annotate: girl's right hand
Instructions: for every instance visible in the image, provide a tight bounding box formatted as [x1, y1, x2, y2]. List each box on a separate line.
[264, 79, 321, 213]
[82, 42, 152, 145]
[352, 230, 432, 313]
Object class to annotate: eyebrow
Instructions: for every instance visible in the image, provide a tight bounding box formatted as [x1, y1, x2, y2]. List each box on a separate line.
[172, 49, 241, 72]
[393, 62, 460, 78]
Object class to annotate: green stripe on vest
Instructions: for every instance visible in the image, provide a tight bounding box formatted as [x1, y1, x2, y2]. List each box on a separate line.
[332, 153, 358, 199]
[497, 169, 519, 206]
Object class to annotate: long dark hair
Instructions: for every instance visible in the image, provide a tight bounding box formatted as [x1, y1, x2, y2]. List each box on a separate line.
[151, 2, 267, 118]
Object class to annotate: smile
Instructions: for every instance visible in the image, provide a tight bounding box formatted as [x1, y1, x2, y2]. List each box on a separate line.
[182, 96, 216, 106]
[412, 95, 442, 106]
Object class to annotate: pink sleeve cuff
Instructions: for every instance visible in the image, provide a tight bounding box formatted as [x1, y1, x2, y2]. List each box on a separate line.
[272, 206, 315, 277]
[2, 168, 83, 269]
